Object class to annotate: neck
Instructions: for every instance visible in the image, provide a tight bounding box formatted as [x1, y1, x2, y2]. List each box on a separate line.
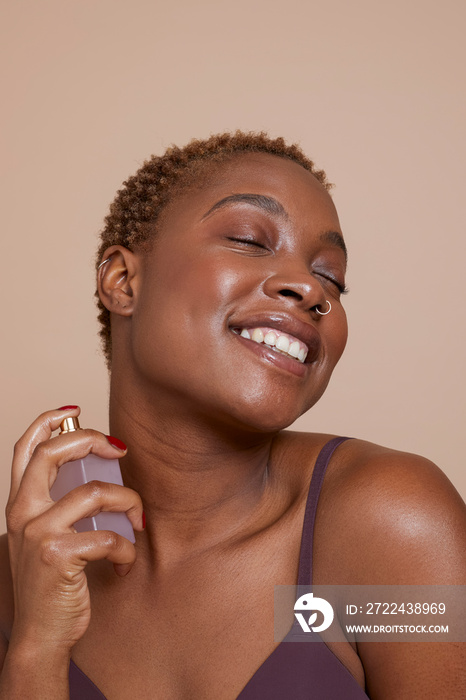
[109, 376, 280, 564]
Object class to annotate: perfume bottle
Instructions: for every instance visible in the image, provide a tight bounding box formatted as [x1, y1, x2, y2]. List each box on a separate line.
[50, 416, 135, 543]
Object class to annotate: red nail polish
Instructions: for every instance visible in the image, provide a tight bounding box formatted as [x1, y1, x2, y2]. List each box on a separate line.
[57, 405, 78, 410]
[142, 511, 146, 529]
[106, 435, 127, 451]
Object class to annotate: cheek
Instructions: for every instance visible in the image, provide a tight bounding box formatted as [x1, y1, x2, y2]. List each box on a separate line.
[129, 256, 248, 378]
[160, 248, 258, 332]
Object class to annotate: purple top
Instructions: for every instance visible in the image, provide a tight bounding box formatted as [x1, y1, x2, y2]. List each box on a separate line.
[69, 436, 369, 699]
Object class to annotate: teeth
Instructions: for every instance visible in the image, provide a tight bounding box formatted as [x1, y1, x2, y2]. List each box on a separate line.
[235, 326, 309, 364]
[264, 331, 277, 346]
[275, 335, 290, 353]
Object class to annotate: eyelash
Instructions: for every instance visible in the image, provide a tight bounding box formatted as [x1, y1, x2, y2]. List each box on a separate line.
[318, 275, 349, 295]
[227, 237, 349, 295]
[227, 236, 267, 249]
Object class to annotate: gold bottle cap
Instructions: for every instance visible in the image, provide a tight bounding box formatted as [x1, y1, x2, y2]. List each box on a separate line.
[59, 416, 81, 434]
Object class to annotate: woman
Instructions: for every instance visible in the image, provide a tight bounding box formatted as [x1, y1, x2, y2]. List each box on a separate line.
[0, 132, 465, 699]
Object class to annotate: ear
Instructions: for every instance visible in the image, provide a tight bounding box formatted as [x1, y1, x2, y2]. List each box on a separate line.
[97, 246, 138, 316]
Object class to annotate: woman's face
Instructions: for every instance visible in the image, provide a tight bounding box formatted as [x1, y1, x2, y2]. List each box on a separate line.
[128, 153, 348, 433]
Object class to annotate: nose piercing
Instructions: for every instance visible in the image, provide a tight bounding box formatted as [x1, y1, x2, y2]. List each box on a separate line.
[315, 300, 331, 316]
[98, 257, 112, 270]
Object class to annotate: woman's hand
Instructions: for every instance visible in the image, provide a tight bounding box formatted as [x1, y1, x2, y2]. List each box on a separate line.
[5, 406, 144, 656]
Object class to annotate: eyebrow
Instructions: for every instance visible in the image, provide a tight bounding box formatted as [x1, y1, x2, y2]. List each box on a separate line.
[320, 230, 348, 261]
[201, 192, 347, 261]
[201, 193, 288, 220]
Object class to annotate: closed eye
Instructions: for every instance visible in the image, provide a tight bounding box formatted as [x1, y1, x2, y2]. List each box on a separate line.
[227, 237, 268, 250]
[315, 273, 349, 295]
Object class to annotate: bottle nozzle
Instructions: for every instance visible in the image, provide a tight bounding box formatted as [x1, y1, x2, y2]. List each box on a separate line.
[59, 416, 81, 434]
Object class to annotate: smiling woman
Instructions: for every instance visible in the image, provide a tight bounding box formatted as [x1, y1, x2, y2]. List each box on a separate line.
[0, 132, 465, 700]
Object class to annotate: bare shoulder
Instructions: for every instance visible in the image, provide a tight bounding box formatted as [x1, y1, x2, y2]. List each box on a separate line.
[0, 533, 14, 640]
[305, 437, 466, 696]
[313, 437, 466, 585]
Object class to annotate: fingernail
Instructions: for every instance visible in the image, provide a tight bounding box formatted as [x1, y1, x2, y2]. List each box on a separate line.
[57, 405, 78, 410]
[106, 435, 127, 451]
[142, 511, 146, 529]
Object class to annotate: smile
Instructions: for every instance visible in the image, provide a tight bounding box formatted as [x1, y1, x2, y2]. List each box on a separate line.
[232, 327, 308, 363]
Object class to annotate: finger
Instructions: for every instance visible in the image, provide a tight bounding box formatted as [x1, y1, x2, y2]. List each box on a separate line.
[9, 429, 127, 525]
[10, 406, 81, 502]
[41, 530, 137, 578]
[37, 481, 144, 533]
[69, 530, 137, 577]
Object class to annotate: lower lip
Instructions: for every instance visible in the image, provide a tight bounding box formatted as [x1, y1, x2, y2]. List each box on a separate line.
[233, 333, 308, 378]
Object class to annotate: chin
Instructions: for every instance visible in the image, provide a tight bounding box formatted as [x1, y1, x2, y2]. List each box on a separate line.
[220, 392, 322, 436]
[239, 375, 331, 432]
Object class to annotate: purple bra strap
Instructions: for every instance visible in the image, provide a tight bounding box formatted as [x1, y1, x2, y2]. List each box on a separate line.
[297, 437, 350, 587]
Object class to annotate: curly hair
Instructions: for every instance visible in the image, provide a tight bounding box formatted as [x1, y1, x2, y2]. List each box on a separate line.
[96, 130, 332, 366]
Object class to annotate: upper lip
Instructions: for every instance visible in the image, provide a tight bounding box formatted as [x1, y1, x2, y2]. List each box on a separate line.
[229, 312, 322, 362]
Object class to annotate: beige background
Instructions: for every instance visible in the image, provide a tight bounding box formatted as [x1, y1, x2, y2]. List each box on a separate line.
[1, 0, 465, 531]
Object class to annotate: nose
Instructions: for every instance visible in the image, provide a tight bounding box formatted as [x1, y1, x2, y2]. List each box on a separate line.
[262, 269, 326, 313]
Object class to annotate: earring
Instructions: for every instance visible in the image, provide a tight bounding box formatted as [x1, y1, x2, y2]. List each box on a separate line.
[315, 300, 331, 316]
[98, 257, 111, 270]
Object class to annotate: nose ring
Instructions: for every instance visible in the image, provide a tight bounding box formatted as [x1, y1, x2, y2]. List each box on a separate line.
[315, 300, 331, 316]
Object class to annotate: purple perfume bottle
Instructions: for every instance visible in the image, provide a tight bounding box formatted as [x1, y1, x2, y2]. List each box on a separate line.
[50, 416, 135, 543]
